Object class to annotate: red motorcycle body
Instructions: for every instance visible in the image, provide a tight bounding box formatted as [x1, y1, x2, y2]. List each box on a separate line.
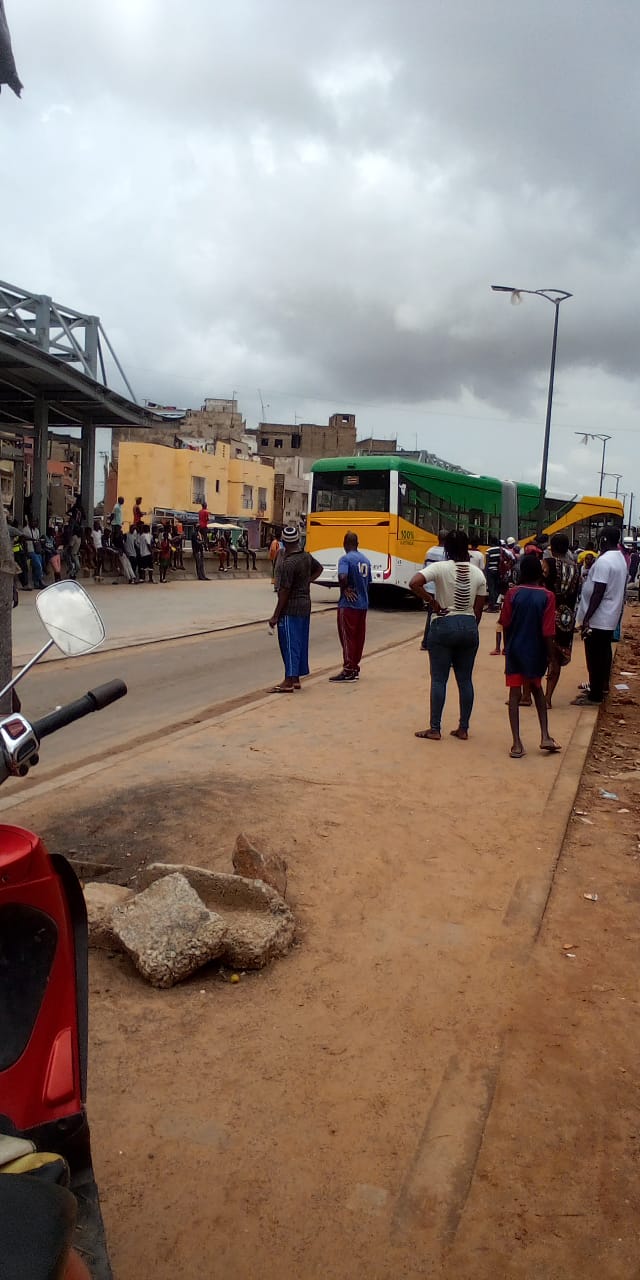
[0, 823, 111, 1278]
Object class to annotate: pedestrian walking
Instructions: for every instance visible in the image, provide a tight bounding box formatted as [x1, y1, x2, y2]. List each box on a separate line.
[12, 526, 28, 589]
[269, 526, 323, 691]
[484, 538, 503, 611]
[137, 524, 155, 583]
[468, 533, 486, 571]
[158, 532, 172, 582]
[191, 527, 209, 580]
[124, 525, 138, 580]
[22, 517, 44, 587]
[110, 495, 125, 530]
[198, 500, 209, 534]
[543, 532, 581, 708]
[410, 529, 487, 741]
[499, 553, 560, 758]
[329, 532, 372, 682]
[572, 526, 628, 705]
[43, 526, 62, 582]
[420, 530, 447, 649]
[269, 531, 281, 587]
[171, 525, 185, 570]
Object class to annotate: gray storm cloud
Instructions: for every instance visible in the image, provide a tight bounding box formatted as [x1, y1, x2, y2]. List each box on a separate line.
[2, 0, 639, 486]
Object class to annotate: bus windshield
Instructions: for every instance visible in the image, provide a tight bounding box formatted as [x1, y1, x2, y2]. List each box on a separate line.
[312, 470, 390, 513]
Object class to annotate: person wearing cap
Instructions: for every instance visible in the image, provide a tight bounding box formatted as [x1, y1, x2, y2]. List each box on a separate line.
[269, 526, 323, 691]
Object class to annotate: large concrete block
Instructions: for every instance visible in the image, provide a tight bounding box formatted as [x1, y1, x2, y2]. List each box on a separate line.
[84, 882, 134, 950]
[112, 873, 227, 988]
[232, 832, 288, 898]
[137, 863, 295, 970]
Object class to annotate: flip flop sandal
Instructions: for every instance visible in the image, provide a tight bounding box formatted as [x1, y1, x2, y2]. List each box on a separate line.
[415, 730, 441, 740]
[509, 746, 526, 758]
[540, 741, 562, 753]
[272, 685, 295, 693]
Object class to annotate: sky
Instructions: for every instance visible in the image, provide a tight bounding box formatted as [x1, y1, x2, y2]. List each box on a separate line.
[2, 0, 639, 512]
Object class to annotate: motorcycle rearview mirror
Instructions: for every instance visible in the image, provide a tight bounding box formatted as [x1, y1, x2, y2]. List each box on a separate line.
[35, 580, 106, 656]
[0, 581, 106, 705]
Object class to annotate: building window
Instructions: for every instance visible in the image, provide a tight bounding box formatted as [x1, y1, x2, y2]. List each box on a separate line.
[274, 438, 283, 448]
[261, 437, 269, 447]
[242, 484, 254, 510]
[258, 487, 267, 512]
[216, 479, 220, 493]
[192, 475, 206, 504]
[291, 433, 301, 449]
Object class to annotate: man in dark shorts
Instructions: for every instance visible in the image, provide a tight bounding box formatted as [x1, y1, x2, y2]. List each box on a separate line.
[269, 526, 323, 691]
[499, 553, 560, 758]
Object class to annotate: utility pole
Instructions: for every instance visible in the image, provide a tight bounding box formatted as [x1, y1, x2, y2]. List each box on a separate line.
[492, 285, 572, 531]
[574, 432, 612, 495]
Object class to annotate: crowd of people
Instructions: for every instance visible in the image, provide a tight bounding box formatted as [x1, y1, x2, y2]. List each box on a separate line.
[266, 519, 633, 759]
[10, 495, 258, 591]
[409, 524, 632, 756]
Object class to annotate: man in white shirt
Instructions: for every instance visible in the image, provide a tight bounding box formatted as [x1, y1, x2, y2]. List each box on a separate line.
[420, 530, 447, 650]
[91, 521, 104, 581]
[111, 496, 125, 529]
[572, 526, 627, 705]
[468, 534, 486, 572]
[22, 519, 44, 588]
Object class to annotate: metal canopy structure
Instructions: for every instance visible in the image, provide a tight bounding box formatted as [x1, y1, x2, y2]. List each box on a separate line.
[0, 279, 138, 399]
[0, 328, 158, 528]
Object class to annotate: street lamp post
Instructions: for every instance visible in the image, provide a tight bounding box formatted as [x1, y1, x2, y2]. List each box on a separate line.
[603, 472, 623, 499]
[574, 432, 612, 496]
[492, 286, 572, 533]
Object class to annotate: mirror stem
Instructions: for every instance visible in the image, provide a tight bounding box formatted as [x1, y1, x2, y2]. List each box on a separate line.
[0, 640, 55, 704]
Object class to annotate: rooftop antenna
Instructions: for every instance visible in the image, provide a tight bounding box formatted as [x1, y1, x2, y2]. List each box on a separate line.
[258, 389, 268, 422]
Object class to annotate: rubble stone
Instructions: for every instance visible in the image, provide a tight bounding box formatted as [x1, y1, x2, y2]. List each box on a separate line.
[232, 832, 288, 898]
[137, 863, 295, 969]
[84, 882, 133, 950]
[111, 873, 227, 988]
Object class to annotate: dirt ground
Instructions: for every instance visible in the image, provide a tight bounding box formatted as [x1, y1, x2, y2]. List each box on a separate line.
[12, 612, 640, 1279]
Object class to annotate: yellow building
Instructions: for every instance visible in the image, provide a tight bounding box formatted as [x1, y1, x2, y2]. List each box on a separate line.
[116, 441, 274, 524]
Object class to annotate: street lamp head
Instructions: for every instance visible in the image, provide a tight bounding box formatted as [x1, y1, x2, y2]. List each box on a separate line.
[490, 285, 522, 305]
[491, 284, 572, 305]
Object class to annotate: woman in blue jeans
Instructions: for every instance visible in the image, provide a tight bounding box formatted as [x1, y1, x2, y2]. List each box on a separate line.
[409, 529, 488, 741]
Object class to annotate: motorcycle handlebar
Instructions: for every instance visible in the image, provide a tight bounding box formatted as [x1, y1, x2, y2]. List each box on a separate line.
[31, 679, 128, 742]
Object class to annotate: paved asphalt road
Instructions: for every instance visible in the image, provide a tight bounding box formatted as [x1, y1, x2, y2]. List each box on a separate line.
[12, 605, 422, 787]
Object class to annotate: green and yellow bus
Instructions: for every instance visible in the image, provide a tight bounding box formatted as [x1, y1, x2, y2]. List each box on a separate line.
[307, 456, 624, 589]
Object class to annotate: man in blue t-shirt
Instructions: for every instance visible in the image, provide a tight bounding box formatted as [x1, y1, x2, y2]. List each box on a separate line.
[329, 532, 372, 683]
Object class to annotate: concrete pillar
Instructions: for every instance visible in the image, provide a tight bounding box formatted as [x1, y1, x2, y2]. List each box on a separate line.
[32, 398, 48, 531]
[80, 422, 96, 525]
[12, 438, 24, 525]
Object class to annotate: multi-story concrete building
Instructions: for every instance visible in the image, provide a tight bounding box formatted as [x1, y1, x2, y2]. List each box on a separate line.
[115, 440, 274, 526]
[355, 436, 398, 455]
[112, 397, 251, 462]
[272, 457, 310, 527]
[252, 412, 356, 461]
